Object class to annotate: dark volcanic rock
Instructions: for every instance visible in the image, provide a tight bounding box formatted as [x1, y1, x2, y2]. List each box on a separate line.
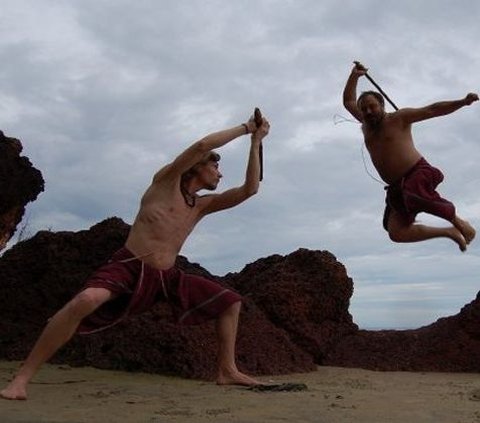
[3, 215, 477, 376]
[0, 218, 315, 379]
[325, 292, 480, 372]
[0, 131, 44, 250]
[224, 248, 358, 362]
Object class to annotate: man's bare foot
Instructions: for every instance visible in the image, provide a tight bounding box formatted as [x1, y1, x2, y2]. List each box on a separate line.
[447, 227, 467, 252]
[216, 369, 264, 386]
[453, 216, 476, 244]
[1, 379, 28, 400]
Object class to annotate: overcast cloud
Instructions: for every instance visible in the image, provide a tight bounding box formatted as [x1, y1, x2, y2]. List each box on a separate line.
[1, 0, 479, 329]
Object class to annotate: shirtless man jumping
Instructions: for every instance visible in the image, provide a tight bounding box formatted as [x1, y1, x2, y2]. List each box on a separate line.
[343, 61, 477, 251]
[1, 111, 270, 400]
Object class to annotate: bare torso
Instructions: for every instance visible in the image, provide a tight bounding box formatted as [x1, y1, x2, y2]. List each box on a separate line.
[125, 175, 206, 270]
[363, 112, 422, 184]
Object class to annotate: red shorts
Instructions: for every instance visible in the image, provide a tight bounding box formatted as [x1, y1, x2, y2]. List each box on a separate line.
[77, 248, 242, 334]
[383, 157, 455, 230]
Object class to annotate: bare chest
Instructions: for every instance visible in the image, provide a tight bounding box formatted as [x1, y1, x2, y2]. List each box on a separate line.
[140, 202, 201, 232]
[364, 124, 398, 149]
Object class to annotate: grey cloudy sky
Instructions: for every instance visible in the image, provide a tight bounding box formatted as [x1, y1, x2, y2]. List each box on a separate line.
[1, 0, 479, 329]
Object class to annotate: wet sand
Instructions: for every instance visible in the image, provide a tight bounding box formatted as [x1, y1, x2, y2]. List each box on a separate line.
[1, 361, 480, 423]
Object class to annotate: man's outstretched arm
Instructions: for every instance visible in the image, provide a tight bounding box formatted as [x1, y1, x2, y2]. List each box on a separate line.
[155, 119, 258, 181]
[398, 93, 479, 124]
[201, 118, 270, 214]
[343, 62, 367, 122]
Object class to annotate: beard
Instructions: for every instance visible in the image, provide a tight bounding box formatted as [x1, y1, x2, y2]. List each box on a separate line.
[364, 112, 385, 130]
[204, 181, 218, 191]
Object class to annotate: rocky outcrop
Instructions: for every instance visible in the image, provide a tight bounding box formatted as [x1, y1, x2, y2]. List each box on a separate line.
[224, 249, 358, 362]
[0, 131, 44, 250]
[0, 218, 317, 379]
[1, 216, 478, 377]
[325, 292, 480, 372]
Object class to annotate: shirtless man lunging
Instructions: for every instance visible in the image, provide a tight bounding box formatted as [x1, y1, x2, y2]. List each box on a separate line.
[1, 111, 270, 400]
[343, 61, 477, 251]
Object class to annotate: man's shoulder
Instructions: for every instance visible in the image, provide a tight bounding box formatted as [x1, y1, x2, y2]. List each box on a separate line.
[384, 111, 412, 128]
[385, 111, 401, 120]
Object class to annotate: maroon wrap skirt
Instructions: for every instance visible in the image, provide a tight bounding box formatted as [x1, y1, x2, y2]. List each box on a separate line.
[77, 248, 242, 335]
[383, 157, 456, 230]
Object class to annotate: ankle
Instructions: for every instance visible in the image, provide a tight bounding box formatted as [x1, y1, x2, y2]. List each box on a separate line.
[12, 373, 32, 385]
[218, 364, 238, 375]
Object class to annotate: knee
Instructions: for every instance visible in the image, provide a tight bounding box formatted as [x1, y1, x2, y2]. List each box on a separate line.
[65, 290, 104, 319]
[223, 300, 241, 316]
[388, 229, 401, 243]
[387, 215, 411, 243]
[388, 226, 407, 243]
[231, 300, 241, 312]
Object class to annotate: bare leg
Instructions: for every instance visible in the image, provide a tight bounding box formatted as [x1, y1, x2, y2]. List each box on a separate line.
[388, 212, 467, 252]
[452, 215, 476, 244]
[0, 288, 114, 400]
[215, 301, 262, 386]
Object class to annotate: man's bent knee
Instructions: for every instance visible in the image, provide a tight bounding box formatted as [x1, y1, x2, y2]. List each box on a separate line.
[228, 300, 242, 314]
[388, 228, 406, 243]
[64, 288, 114, 319]
[387, 214, 411, 243]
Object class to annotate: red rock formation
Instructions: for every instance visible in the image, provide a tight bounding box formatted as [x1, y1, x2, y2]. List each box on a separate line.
[0, 131, 44, 250]
[325, 294, 480, 372]
[2, 215, 478, 376]
[225, 248, 358, 361]
[0, 218, 315, 379]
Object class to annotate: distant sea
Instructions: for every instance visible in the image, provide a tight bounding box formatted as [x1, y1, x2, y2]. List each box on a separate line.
[362, 326, 414, 331]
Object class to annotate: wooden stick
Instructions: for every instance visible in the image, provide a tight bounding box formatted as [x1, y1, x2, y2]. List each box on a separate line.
[354, 61, 399, 111]
[254, 107, 264, 181]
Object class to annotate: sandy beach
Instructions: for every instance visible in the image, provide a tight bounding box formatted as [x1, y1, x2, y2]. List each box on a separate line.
[1, 361, 480, 423]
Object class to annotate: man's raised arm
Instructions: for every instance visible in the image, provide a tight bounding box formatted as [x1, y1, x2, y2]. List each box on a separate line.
[398, 93, 479, 124]
[201, 118, 270, 214]
[343, 62, 367, 122]
[156, 120, 258, 181]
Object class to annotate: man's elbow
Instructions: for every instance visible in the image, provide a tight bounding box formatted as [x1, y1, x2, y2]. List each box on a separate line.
[244, 184, 259, 198]
[195, 139, 210, 153]
[343, 99, 356, 111]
